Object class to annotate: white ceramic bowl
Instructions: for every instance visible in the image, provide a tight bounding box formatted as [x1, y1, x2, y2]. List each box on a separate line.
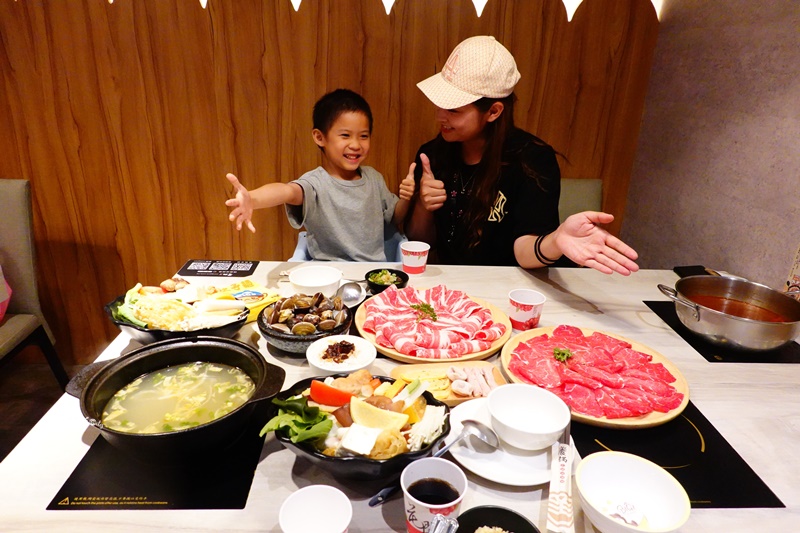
[288, 265, 342, 297]
[279, 484, 352, 533]
[306, 334, 377, 375]
[575, 451, 691, 533]
[487, 383, 570, 450]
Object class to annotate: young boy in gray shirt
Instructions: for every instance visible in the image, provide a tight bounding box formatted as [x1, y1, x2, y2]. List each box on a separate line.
[225, 89, 415, 262]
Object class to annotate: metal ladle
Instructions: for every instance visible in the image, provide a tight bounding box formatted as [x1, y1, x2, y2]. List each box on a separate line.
[368, 419, 500, 506]
[335, 281, 366, 308]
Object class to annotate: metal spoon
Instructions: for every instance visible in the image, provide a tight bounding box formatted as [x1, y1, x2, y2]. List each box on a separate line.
[368, 419, 499, 507]
[335, 281, 366, 308]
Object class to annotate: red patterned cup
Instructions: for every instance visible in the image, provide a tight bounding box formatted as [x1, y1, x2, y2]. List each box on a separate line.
[508, 289, 546, 331]
[400, 241, 431, 274]
[401, 457, 467, 533]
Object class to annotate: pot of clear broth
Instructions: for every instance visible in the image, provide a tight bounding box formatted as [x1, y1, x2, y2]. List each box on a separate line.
[658, 275, 800, 351]
[68, 336, 285, 461]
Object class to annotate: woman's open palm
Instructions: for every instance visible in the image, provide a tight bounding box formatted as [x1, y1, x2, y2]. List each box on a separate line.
[555, 212, 639, 275]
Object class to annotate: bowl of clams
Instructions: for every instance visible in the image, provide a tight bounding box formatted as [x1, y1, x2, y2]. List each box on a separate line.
[257, 292, 352, 354]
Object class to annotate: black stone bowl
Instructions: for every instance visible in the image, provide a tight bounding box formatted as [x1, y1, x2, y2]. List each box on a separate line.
[256, 303, 353, 355]
[105, 295, 248, 345]
[456, 506, 540, 533]
[68, 336, 285, 463]
[269, 374, 450, 479]
[364, 268, 409, 295]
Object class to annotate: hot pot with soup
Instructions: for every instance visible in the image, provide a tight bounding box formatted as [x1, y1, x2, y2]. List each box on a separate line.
[658, 275, 800, 351]
[68, 336, 285, 461]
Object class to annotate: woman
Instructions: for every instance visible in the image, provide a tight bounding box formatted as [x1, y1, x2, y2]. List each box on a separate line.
[405, 36, 639, 275]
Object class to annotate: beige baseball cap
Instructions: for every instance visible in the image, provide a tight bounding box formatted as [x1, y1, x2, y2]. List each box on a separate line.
[417, 35, 521, 109]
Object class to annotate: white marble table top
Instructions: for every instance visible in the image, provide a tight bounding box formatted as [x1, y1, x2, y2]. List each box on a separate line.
[1, 262, 798, 532]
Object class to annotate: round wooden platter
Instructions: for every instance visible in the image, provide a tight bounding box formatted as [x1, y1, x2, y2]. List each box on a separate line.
[354, 295, 512, 364]
[500, 326, 690, 429]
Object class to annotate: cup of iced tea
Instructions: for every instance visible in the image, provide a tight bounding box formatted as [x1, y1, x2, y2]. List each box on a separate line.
[400, 457, 467, 533]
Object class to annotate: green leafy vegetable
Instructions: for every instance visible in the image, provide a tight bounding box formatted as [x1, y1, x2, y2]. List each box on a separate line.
[410, 302, 438, 322]
[553, 347, 573, 363]
[260, 395, 332, 443]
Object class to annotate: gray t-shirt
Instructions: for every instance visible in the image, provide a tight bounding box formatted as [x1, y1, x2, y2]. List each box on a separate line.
[285, 166, 399, 261]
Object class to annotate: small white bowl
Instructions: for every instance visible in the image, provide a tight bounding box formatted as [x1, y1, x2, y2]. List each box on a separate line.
[487, 383, 570, 450]
[306, 334, 377, 374]
[279, 484, 352, 533]
[289, 265, 342, 297]
[575, 451, 690, 533]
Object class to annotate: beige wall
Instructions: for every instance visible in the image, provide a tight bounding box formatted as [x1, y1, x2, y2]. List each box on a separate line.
[623, 1, 800, 289]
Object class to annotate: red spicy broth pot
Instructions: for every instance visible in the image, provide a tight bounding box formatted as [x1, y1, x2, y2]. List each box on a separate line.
[658, 275, 800, 351]
[68, 336, 285, 463]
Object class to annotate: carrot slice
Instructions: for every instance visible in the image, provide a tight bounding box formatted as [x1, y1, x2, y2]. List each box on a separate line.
[309, 380, 354, 407]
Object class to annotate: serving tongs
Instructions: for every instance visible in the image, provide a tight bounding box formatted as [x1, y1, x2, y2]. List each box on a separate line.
[546, 413, 575, 533]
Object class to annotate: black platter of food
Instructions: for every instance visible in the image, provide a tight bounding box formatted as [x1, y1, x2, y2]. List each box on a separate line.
[268, 374, 450, 479]
[105, 295, 248, 345]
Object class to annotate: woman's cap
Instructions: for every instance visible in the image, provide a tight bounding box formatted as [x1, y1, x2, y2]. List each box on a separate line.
[417, 35, 521, 109]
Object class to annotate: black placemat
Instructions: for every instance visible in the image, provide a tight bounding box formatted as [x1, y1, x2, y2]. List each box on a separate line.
[177, 259, 258, 278]
[645, 300, 800, 363]
[48, 402, 271, 510]
[572, 401, 783, 508]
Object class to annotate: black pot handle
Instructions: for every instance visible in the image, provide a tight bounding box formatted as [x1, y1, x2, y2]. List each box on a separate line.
[65, 361, 110, 398]
[250, 361, 286, 404]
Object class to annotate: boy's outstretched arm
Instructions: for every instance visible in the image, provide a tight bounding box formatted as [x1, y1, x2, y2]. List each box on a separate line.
[392, 162, 417, 226]
[224, 173, 303, 233]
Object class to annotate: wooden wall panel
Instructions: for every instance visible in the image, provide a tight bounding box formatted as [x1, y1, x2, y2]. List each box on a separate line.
[0, 0, 659, 364]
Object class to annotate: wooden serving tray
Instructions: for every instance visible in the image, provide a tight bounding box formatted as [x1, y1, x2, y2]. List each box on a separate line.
[500, 326, 690, 429]
[390, 361, 507, 406]
[355, 295, 512, 364]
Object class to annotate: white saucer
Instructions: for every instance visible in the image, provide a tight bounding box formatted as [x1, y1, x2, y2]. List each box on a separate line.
[444, 397, 575, 487]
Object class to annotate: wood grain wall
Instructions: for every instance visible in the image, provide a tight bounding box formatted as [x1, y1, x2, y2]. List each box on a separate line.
[0, 0, 659, 364]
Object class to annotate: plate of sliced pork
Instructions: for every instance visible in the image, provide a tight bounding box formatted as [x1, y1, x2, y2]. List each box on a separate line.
[501, 325, 689, 429]
[355, 285, 512, 363]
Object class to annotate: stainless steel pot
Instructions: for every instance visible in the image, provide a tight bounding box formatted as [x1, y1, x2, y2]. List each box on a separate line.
[658, 275, 800, 351]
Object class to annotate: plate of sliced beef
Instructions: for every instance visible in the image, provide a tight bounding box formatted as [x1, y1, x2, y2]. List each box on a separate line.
[355, 285, 512, 363]
[501, 325, 689, 428]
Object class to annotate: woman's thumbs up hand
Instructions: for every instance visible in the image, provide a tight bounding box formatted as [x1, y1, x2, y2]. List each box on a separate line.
[418, 154, 446, 211]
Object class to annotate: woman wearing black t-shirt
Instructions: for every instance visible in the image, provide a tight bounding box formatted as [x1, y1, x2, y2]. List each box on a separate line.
[405, 36, 639, 275]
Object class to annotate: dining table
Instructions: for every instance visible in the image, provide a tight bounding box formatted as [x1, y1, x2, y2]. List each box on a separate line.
[0, 261, 798, 533]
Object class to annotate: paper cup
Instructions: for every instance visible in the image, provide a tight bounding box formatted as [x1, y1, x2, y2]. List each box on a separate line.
[279, 485, 352, 533]
[401, 457, 467, 533]
[508, 289, 546, 331]
[400, 241, 431, 274]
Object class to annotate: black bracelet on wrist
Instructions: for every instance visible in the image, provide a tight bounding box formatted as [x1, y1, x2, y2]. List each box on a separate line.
[534, 234, 559, 266]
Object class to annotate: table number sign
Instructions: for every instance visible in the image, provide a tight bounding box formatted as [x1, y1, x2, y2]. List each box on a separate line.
[177, 259, 257, 278]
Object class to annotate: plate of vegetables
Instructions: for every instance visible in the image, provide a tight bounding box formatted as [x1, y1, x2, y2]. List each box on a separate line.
[364, 268, 409, 294]
[105, 283, 254, 345]
[262, 369, 450, 479]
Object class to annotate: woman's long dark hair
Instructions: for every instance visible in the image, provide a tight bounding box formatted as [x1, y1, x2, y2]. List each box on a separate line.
[462, 94, 517, 251]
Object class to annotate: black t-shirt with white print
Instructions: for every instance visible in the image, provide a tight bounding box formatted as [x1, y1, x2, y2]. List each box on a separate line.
[412, 128, 561, 266]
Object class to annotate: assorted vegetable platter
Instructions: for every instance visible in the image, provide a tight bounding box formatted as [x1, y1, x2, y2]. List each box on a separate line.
[107, 278, 280, 336]
[262, 370, 450, 478]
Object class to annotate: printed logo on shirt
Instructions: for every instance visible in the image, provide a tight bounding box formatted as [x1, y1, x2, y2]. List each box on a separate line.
[487, 191, 507, 222]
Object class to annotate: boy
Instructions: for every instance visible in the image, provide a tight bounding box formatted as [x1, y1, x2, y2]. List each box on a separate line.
[225, 89, 415, 261]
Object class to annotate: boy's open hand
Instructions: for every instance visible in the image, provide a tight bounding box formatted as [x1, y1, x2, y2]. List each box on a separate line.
[225, 173, 256, 233]
[417, 154, 446, 211]
[399, 162, 416, 200]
